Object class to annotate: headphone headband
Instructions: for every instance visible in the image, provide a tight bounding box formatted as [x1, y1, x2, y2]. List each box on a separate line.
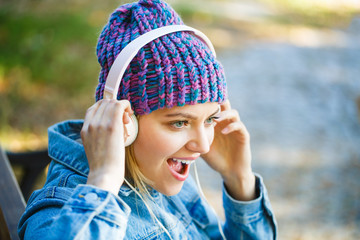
[103, 25, 216, 100]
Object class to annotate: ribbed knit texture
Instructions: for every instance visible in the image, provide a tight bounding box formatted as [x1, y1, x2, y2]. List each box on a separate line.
[95, 0, 227, 115]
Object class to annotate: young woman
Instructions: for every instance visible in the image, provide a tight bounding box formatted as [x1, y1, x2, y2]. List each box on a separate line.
[18, 0, 277, 239]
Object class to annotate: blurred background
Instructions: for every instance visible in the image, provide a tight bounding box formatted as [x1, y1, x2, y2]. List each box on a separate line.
[1, 0, 359, 239]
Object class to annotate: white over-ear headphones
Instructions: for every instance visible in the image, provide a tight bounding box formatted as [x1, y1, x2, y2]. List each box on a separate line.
[103, 25, 216, 146]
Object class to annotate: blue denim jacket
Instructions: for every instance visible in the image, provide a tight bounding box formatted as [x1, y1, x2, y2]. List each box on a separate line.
[18, 120, 277, 239]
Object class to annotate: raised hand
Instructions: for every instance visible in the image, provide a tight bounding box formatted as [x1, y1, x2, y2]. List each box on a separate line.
[81, 99, 133, 195]
[201, 100, 256, 201]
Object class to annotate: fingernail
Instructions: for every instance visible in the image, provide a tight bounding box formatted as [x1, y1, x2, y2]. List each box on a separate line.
[221, 127, 229, 134]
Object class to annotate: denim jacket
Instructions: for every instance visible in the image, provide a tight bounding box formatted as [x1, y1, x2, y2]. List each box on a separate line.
[18, 120, 277, 239]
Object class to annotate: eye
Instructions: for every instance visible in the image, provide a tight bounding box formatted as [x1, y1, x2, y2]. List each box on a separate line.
[170, 120, 188, 129]
[205, 116, 219, 126]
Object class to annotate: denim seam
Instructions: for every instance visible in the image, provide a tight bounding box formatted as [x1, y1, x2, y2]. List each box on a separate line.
[94, 213, 128, 227]
[26, 187, 69, 208]
[139, 220, 178, 240]
[140, 227, 165, 240]
[47, 186, 56, 198]
[65, 205, 100, 211]
[227, 210, 264, 224]
[51, 152, 87, 177]
[58, 172, 74, 187]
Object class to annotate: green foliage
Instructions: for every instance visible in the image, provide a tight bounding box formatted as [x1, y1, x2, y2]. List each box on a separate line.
[260, 0, 359, 28]
[0, 8, 99, 93]
[0, 5, 102, 144]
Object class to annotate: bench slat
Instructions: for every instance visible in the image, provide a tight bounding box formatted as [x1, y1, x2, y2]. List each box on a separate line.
[0, 146, 25, 240]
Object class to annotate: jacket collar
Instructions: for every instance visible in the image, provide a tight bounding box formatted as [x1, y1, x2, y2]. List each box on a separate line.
[48, 120, 88, 176]
[47, 119, 136, 197]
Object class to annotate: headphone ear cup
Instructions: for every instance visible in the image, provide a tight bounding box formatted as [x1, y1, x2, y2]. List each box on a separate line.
[124, 114, 138, 147]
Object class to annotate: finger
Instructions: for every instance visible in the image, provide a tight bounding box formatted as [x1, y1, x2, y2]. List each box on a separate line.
[90, 99, 114, 129]
[123, 111, 131, 125]
[110, 100, 132, 125]
[82, 99, 133, 134]
[118, 100, 135, 140]
[119, 100, 133, 115]
[220, 99, 231, 112]
[82, 100, 104, 132]
[216, 109, 240, 122]
[99, 100, 124, 128]
[221, 121, 250, 138]
[120, 100, 135, 124]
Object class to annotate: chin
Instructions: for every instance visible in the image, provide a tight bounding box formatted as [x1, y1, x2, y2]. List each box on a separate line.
[156, 182, 184, 196]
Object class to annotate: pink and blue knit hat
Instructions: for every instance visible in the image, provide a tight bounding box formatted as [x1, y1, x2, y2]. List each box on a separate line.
[95, 0, 227, 115]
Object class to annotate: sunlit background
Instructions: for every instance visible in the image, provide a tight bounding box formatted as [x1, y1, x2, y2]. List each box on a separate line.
[1, 0, 360, 239]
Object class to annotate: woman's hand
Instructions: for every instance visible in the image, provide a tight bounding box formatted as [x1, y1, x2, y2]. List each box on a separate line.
[201, 100, 256, 201]
[81, 99, 133, 195]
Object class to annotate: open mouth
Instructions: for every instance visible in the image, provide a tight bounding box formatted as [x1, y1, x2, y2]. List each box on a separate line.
[166, 158, 193, 181]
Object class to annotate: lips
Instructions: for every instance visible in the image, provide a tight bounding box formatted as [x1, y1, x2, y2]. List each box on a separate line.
[167, 158, 194, 181]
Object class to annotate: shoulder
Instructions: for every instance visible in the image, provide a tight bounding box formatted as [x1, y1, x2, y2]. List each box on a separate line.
[25, 160, 87, 211]
[25, 151, 88, 212]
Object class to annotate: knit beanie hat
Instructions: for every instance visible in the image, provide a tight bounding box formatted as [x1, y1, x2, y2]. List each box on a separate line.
[95, 0, 227, 115]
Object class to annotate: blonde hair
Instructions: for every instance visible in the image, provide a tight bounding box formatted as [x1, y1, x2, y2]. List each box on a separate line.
[124, 145, 152, 197]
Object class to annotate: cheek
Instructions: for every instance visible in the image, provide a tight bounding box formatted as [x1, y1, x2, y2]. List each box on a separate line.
[133, 125, 186, 165]
[208, 127, 215, 145]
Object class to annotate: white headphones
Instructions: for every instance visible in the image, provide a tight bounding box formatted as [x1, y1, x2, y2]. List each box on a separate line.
[103, 25, 216, 146]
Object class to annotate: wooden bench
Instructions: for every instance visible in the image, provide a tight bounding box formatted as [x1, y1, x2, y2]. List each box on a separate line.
[0, 146, 51, 240]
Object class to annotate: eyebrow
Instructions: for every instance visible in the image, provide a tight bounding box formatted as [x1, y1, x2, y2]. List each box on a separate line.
[165, 107, 220, 120]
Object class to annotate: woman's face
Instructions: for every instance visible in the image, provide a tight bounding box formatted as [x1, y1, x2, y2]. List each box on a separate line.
[133, 102, 219, 196]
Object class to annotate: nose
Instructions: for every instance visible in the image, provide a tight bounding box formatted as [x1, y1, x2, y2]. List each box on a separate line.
[186, 126, 213, 154]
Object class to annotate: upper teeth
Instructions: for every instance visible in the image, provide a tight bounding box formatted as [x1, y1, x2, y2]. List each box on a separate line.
[173, 158, 193, 165]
